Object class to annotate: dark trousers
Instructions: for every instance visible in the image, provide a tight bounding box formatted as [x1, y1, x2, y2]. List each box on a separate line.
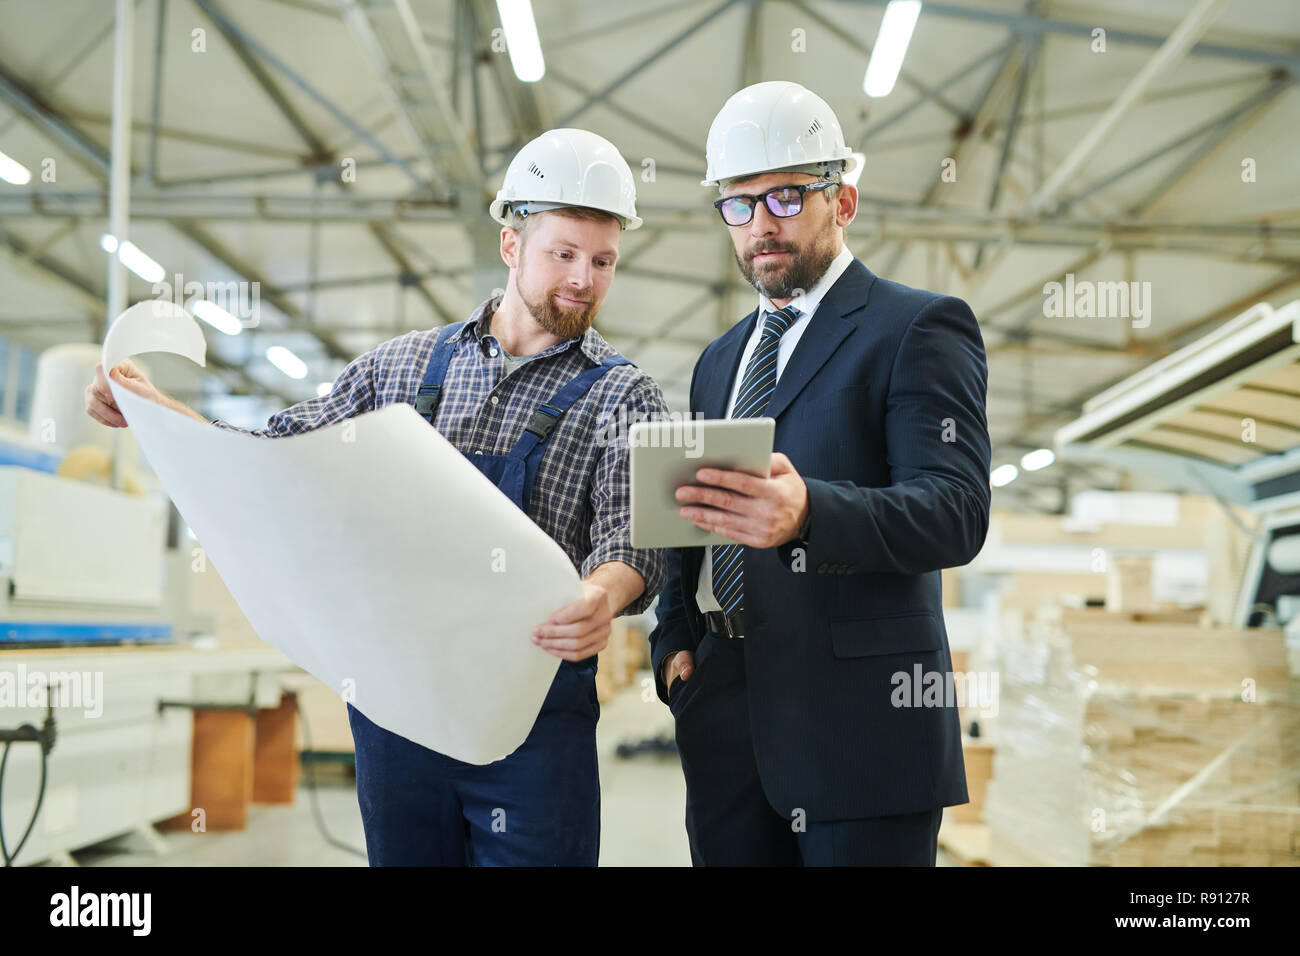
[670, 632, 942, 866]
[347, 660, 600, 866]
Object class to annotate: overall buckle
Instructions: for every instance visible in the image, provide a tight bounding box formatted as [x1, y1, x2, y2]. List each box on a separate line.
[524, 403, 562, 440]
[414, 384, 441, 422]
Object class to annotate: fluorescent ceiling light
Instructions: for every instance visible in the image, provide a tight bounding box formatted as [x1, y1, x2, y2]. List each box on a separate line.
[100, 233, 166, 283]
[990, 464, 1019, 488]
[496, 0, 545, 82]
[192, 299, 243, 336]
[1020, 448, 1056, 472]
[0, 149, 31, 185]
[116, 240, 166, 284]
[266, 345, 308, 380]
[864, 0, 922, 98]
[316, 381, 333, 397]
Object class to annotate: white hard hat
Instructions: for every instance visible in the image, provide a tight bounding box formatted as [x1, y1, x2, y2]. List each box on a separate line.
[701, 81, 858, 187]
[489, 128, 642, 230]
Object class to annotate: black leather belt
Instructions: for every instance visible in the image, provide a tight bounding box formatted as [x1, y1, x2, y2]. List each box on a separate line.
[704, 609, 746, 639]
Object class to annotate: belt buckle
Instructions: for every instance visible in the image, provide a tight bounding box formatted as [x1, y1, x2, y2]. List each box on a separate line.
[706, 610, 744, 640]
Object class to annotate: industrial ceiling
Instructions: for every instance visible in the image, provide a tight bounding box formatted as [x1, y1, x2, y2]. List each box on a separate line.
[2, 0, 1298, 511]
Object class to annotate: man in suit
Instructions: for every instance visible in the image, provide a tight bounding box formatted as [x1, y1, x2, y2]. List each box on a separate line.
[649, 81, 991, 866]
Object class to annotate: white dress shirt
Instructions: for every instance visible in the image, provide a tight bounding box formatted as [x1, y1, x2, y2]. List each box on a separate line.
[694, 244, 855, 613]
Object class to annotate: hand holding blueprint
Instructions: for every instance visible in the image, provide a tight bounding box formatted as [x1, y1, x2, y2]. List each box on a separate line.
[103, 300, 582, 764]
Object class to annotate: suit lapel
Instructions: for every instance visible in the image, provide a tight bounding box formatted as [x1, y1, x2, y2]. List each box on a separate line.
[764, 259, 873, 421]
[697, 308, 758, 419]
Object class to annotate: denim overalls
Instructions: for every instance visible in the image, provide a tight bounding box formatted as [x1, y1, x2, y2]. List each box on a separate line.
[346, 320, 632, 865]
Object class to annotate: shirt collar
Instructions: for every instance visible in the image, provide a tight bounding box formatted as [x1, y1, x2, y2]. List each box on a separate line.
[462, 293, 612, 365]
[757, 243, 854, 320]
[462, 295, 499, 345]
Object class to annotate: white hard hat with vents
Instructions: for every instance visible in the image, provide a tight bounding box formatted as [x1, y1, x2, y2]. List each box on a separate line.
[489, 128, 642, 230]
[701, 80, 858, 187]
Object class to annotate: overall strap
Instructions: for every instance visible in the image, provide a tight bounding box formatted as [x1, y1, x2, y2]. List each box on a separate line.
[511, 354, 634, 459]
[413, 321, 469, 423]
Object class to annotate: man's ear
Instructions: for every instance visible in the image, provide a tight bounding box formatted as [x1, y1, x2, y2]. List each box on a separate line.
[834, 184, 858, 229]
[500, 226, 521, 270]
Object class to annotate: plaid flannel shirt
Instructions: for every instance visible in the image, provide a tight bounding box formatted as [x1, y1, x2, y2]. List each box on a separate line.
[212, 295, 668, 615]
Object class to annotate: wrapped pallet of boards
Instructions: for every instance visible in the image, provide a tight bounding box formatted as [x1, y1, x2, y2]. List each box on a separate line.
[984, 609, 1299, 866]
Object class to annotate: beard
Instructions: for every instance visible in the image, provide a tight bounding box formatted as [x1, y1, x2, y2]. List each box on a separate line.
[517, 259, 599, 339]
[735, 225, 838, 301]
[525, 287, 597, 339]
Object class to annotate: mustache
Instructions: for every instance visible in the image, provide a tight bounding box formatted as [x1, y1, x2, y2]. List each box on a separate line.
[745, 242, 798, 262]
[552, 289, 594, 304]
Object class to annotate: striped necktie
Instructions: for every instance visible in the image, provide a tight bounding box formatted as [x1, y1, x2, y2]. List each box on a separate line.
[711, 304, 800, 617]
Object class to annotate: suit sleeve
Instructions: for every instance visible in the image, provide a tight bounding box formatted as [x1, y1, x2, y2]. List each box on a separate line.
[795, 295, 991, 575]
[647, 546, 698, 703]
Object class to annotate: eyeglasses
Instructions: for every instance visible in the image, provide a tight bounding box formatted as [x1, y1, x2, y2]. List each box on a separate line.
[713, 181, 838, 227]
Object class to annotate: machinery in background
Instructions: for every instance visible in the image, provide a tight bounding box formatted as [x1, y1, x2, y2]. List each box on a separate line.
[0, 466, 175, 646]
[0, 342, 293, 866]
[1056, 299, 1300, 634]
[1237, 506, 1300, 630]
[0, 423, 61, 475]
[1, 341, 182, 647]
[0, 693, 56, 866]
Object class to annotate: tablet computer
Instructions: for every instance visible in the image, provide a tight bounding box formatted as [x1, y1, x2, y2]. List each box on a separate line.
[629, 417, 775, 549]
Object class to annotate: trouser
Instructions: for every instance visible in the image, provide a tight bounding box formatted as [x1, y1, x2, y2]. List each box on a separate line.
[670, 631, 942, 866]
[347, 660, 600, 866]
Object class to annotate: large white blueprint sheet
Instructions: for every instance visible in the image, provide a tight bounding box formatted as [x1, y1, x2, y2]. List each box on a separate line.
[103, 301, 581, 764]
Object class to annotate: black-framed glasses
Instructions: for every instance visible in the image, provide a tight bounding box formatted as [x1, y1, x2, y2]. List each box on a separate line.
[713, 181, 837, 226]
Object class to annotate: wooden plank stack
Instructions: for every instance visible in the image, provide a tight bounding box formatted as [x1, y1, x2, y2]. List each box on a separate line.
[984, 496, 1257, 624]
[984, 611, 1299, 866]
[1085, 695, 1299, 866]
[1105, 555, 1154, 613]
[595, 619, 649, 702]
[950, 737, 994, 824]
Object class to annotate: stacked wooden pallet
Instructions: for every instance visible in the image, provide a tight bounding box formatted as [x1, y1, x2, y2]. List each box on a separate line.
[983, 612, 1299, 866]
[594, 619, 649, 702]
[983, 496, 1256, 624]
[1086, 695, 1299, 866]
[949, 737, 995, 824]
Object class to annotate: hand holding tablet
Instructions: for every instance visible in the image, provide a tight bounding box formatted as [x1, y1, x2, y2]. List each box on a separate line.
[629, 418, 775, 548]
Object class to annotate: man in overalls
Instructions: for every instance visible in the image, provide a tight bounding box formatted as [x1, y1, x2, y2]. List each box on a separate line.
[86, 128, 670, 866]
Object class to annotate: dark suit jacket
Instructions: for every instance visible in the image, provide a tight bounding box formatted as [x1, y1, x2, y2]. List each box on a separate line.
[648, 257, 991, 821]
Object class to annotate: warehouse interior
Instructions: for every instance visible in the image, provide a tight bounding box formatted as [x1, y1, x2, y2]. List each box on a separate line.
[1, 0, 1299, 869]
